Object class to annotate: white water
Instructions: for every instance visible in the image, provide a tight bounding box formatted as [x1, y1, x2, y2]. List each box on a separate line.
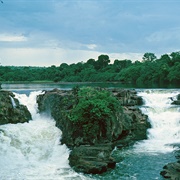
[0, 91, 90, 180]
[9, 96, 17, 108]
[1, 89, 180, 180]
[134, 89, 180, 154]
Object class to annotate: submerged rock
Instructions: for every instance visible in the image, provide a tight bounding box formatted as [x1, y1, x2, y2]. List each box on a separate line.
[0, 90, 32, 125]
[171, 94, 180, 105]
[37, 88, 150, 174]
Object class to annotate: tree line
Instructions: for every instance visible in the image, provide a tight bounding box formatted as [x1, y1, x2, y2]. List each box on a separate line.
[0, 51, 180, 87]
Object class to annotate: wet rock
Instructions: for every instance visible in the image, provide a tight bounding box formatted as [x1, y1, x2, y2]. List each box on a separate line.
[177, 94, 180, 100]
[172, 100, 180, 105]
[160, 162, 180, 179]
[171, 94, 180, 105]
[160, 148, 180, 179]
[111, 89, 144, 106]
[0, 90, 32, 125]
[69, 144, 116, 174]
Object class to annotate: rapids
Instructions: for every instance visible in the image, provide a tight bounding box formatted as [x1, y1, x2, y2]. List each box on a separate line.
[0, 91, 90, 180]
[92, 89, 180, 180]
[0, 88, 179, 179]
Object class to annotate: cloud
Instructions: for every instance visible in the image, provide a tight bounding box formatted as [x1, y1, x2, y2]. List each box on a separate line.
[0, 46, 143, 67]
[86, 44, 97, 50]
[0, 34, 27, 42]
[146, 28, 180, 43]
[0, 47, 100, 66]
[0, 0, 180, 66]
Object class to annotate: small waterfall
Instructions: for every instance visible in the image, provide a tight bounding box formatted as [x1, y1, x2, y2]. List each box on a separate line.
[0, 91, 90, 180]
[134, 89, 180, 153]
[9, 96, 17, 108]
[105, 89, 180, 180]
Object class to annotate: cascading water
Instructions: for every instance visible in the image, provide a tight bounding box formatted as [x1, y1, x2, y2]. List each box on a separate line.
[93, 89, 180, 180]
[0, 91, 90, 180]
[1, 88, 179, 180]
[9, 95, 17, 108]
[134, 89, 180, 153]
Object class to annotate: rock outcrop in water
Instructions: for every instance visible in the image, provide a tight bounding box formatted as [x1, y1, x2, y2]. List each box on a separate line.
[160, 148, 180, 179]
[0, 90, 32, 125]
[37, 88, 150, 174]
[171, 94, 180, 105]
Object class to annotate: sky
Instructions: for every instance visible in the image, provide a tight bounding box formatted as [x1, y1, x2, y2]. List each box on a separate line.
[0, 0, 180, 66]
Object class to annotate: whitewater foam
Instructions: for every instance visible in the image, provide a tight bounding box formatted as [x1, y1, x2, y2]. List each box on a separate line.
[0, 91, 91, 180]
[133, 89, 180, 154]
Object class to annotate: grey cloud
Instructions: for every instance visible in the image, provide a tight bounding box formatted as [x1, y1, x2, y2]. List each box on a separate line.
[1, 0, 180, 58]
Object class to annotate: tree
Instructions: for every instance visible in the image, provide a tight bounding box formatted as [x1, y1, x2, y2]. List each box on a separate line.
[168, 62, 180, 83]
[95, 54, 110, 70]
[170, 51, 180, 65]
[86, 58, 96, 66]
[142, 52, 157, 62]
[158, 54, 172, 66]
[59, 63, 69, 70]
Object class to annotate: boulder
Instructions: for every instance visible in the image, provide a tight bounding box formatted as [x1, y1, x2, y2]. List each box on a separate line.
[160, 148, 180, 179]
[69, 144, 116, 174]
[172, 100, 180, 105]
[111, 89, 144, 106]
[160, 162, 180, 179]
[37, 88, 150, 174]
[178, 94, 180, 100]
[171, 94, 180, 105]
[0, 90, 32, 125]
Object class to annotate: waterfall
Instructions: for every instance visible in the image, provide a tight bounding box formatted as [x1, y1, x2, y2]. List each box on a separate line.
[9, 96, 17, 108]
[0, 91, 90, 180]
[134, 89, 180, 153]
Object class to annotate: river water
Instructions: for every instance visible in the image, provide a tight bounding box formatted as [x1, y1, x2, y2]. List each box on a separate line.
[0, 84, 180, 180]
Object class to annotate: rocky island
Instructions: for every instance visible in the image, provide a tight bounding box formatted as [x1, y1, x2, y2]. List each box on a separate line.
[37, 87, 150, 174]
[0, 90, 31, 125]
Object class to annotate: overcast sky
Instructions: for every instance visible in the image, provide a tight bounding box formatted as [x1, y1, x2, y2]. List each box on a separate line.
[0, 0, 180, 66]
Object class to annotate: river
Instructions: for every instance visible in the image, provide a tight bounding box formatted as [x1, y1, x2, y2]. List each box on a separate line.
[0, 83, 180, 180]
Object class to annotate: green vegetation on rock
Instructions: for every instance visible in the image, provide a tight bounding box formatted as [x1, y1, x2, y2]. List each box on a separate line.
[69, 87, 121, 139]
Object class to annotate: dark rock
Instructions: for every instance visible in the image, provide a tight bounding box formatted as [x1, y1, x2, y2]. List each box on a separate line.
[0, 90, 32, 125]
[171, 94, 180, 105]
[69, 144, 116, 174]
[177, 94, 180, 101]
[160, 162, 180, 179]
[111, 89, 144, 106]
[160, 148, 180, 179]
[172, 100, 180, 105]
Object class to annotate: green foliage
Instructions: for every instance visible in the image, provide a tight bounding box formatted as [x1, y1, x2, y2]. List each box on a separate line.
[142, 52, 157, 62]
[69, 87, 119, 122]
[0, 52, 179, 87]
[168, 62, 180, 83]
[69, 87, 120, 139]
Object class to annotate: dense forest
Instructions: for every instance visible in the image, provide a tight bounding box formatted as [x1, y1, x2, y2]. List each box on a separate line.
[0, 51, 180, 87]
